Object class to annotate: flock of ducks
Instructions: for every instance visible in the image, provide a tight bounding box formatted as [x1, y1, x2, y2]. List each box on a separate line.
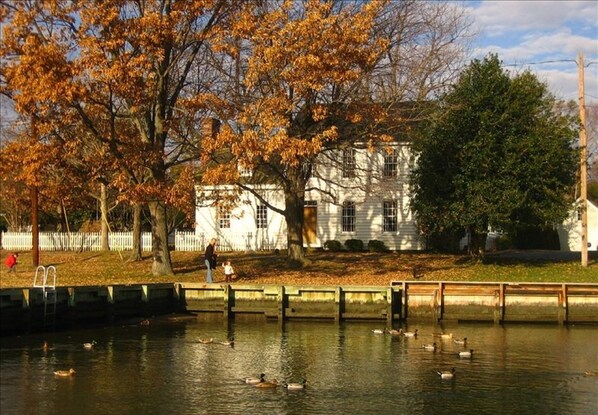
[199, 339, 307, 390]
[372, 327, 474, 380]
[244, 373, 307, 390]
[43, 331, 598, 383]
[49, 339, 97, 377]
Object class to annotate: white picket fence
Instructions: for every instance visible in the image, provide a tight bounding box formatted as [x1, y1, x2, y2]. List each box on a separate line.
[1, 231, 286, 252]
[0, 232, 154, 252]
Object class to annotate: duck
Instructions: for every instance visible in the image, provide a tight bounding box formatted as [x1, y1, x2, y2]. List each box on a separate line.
[438, 332, 453, 340]
[244, 373, 265, 384]
[422, 342, 437, 351]
[387, 328, 403, 336]
[218, 337, 234, 347]
[437, 368, 456, 380]
[454, 337, 468, 346]
[83, 340, 97, 350]
[458, 349, 474, 358]
[254, 379, 278, 388]
[403, 329, 418, 337]
[371, 329, 386, 334]
[283, 379, 307, 390]
[54, 368, 76, 377]
[199, 338, 214, 344]
[584, 370, 598, 377]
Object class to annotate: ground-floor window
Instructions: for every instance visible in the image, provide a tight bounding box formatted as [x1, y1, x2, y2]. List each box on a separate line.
[218, 206, 231, 229]
[342, 201, 356, 232]
[383, 200, 397, 232]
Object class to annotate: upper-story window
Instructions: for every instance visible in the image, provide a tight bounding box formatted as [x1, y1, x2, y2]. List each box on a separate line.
[342, 148, 356, 178]
[342, 201, 356, 232]
[256, 205, 267, 229]
[218, 206, 231, 229]
[383, 148, 398, 178]
[383, 200, 397, 232]
[239, 165, 253, 177]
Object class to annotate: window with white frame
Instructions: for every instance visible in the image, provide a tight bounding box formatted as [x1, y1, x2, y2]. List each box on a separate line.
[256, 205, 267, 229]
[342, 201, 356, 232]
[383, 148, 398, 177]
[218, 206, 231, 229]
[239, 164, 252, 177]
[383, 200, 397, 232]
[342, 148, 356, 178]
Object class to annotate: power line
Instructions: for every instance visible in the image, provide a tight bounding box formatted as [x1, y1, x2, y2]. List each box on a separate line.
[504, 59, 577, 67]
[504, 59, 598, 68]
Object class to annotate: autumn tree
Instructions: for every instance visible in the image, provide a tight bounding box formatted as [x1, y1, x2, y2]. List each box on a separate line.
[410, 55, 579, 256]
[1, 0, 232, 275]
[199, 1, 472, 265]
[198, 1, 389, 264]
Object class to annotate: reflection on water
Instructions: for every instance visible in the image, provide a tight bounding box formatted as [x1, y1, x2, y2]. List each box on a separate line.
[1, 316, 597, 415]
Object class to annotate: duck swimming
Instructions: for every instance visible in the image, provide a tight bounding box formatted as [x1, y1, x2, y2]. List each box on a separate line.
[254, 379, 278, 388]
[244, 373, 265, 384]
[458, 349, 474, 358]
[83, 341, 97, 350]
[422, 343, 437, 351]
[454, 337, 467, 346]
[54, 368, 76, 377]
[437, 368, 456, 380]
[283, 379, 307, 390]
[218, 337, 234, 347]
[403, 329, 418, 337]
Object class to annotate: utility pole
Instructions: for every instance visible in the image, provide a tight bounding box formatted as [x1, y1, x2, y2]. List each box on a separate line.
[578, 52, 588, 267]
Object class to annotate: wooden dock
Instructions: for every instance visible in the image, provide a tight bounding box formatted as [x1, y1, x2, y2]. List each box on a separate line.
[1, 281, 597, 335]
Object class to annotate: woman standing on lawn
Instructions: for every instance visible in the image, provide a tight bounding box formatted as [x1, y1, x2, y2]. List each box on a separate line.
[204, 239, 217, 283]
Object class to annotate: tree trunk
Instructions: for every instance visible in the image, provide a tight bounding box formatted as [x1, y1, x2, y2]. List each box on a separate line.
[31, 186, 39, 267]
[100, 183, 110, 251]
[128, 202, 143, 262]
[148, 200, 173, 276]
[467, 227, 486, 259]
[284, 188, 306, 267]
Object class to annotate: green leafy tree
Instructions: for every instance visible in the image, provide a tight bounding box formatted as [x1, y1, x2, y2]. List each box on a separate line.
[410, 54, 578, 256]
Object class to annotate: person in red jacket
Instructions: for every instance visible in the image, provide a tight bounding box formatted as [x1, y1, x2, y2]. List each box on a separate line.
[4, 252, 18, 273]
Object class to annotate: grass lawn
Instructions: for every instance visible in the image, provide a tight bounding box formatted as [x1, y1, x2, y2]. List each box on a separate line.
[1, 248, 596, 289]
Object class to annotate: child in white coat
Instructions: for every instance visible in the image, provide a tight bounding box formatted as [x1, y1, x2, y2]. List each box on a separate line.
[222, 260, 235, 283]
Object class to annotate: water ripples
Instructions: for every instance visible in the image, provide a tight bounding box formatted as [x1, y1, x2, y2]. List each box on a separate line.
[1, 320, 597, 414]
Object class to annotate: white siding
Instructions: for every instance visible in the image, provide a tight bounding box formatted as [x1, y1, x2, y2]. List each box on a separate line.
[558, 200, 598, 252]
[195, 185, 287, 251]
[195, 143, 424, 251]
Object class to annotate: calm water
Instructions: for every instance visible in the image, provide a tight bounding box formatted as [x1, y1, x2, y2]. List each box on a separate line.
[1, 316, 597, 415]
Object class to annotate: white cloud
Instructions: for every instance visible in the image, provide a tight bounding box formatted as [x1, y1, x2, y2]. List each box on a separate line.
[468, 1, 597, 37]
[474, 29, 597, 62]
[466, 0, 598, 102]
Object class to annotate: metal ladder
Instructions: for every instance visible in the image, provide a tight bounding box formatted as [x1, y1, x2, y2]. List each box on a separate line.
[33, 265, 57, 327]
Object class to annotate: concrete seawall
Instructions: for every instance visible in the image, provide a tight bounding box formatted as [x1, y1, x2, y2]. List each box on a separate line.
[1, 282, 597, 335]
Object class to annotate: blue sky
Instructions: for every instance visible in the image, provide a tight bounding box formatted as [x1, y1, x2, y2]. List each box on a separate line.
[464, 0, 598, 102]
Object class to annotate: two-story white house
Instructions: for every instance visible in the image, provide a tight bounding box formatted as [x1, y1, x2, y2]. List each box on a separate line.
[194, 142, 424, 252]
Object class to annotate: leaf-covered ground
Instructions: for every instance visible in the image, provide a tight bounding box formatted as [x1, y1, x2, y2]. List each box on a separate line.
[0, 249, 596, 289]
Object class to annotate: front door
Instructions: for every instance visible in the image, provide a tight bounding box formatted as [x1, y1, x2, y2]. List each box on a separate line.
[303, 206, 317, 246]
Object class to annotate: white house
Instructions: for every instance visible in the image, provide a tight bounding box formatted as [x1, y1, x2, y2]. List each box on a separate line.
[557, 199, 598, 252]
[194, 143, 424, 251]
